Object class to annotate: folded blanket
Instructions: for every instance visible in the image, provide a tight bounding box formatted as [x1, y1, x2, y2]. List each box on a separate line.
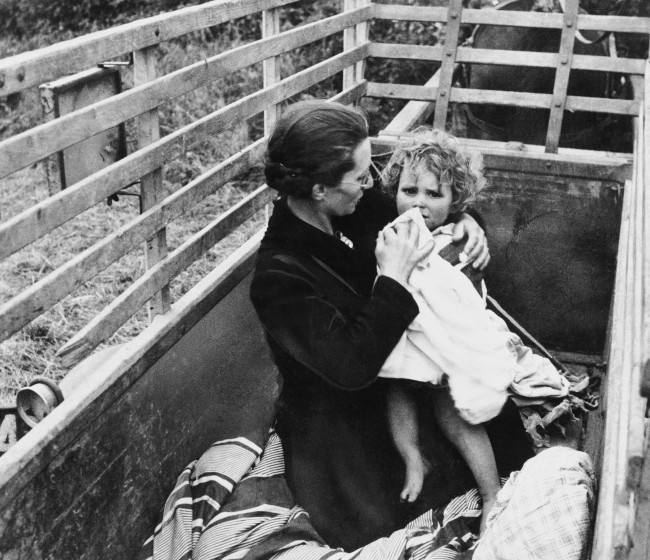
[138, 431, 482, 560]
[139, 432, 594, 560]
[475, 446, 596, 560]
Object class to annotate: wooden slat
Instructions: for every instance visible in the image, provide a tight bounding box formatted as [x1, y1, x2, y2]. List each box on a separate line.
[0, 139, 266, 342]
[134, 46, 171, 319]
[0, 230, 264, 506]
[343, 0, 369, 89]
[262, 7, 282, 136]
[591, 179, 634, 560]
[591, 84, 648, 557]
[564, 94, 639, 115]
[0, 44, 369, 262]
[367, 81, 550, 108]
[372, 4, 448, 24]
[630, 66, 650, 560]
[433, 0, 463, 130]
[368, 43, 646, 75]
[626, 105, 648, 473]
[577, 14, 650, 35]
[366, 82, 640, 115]
[343, 0, 358, 90]
[354, 0, 370, 83]
[631, 431, 650, 560]
[378, 68, 445, 135]
[372, 134, 632, 182]
[330, 80, 367, 106]
[464, 9, 650, 34]
[368, 42, 443, 62]
[0, 0, 301, 96]
[373, 4, 563, 28]
[0, 7, 372, 180]
[372, 4, 650, 35]
[57, 185, 274, 366]
[0, 83, 367, 344]
[545, 0, 579, 153]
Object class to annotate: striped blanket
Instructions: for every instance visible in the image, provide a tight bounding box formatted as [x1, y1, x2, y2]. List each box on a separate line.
[139, 432, 594, 560]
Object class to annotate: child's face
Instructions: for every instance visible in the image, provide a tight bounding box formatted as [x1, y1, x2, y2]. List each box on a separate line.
[396, 161, 453, 231]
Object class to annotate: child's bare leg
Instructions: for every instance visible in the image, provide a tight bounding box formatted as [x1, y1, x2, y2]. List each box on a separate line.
[431, 388, 500, 533]
[387, 382, 430, 502]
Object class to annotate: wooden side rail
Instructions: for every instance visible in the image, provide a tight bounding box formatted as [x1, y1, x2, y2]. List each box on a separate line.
[372, 3, 650, 34]
[0, 45, 368, 263]
[0, 139, 266, 342]
[370, 1, 647, 152]
[591, 62, 650, 560]
[57, 184, 275, 365]
[0, 82, 366, 359]
[366, 82, 639, 115]
[0, 7, 372, 181]
[368, 43, 646, 76]
[0, 0, 301, 97]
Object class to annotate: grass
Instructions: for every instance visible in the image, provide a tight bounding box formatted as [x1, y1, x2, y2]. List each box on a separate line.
[0, 0, 455, 407]
[0, 3, 344, 406]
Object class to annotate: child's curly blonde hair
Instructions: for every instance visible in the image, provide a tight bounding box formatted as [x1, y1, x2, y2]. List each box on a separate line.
[380, 128, 487, 214]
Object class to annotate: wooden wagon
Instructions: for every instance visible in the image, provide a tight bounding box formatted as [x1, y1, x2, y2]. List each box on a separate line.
[0, 0, 648, 558]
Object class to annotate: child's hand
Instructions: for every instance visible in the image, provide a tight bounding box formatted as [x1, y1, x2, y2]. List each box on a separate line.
[451, 214, 490, 270]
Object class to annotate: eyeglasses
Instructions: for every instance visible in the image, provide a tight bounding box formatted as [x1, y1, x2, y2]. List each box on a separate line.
[339, 171, 374, 189]
[339, 166, 376, 189]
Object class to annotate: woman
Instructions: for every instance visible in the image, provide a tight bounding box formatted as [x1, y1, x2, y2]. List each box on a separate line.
[249, 100, 533, 551]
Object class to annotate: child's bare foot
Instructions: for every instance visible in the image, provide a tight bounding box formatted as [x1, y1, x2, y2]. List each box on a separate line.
[400, 455, 431, 503]
[479, 493, 497, 534]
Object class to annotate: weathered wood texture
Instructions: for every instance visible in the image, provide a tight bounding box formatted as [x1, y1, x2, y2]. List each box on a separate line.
[432, 0, 463, 130]
[545, 0, 579, 153]
[0, 139, 266, 342]
[369, 42, 647, 75]
[591, 66, 650, 559]
[0, 0, 300, 96]
[474, 171, 621, 354]
[372, 4, 650, 33]
[57, 185, 274, 366]
[366, 82, 640, 116]
[0, 236, 278, 560]
[134, 45, 171, 319]
[262, 7, 281, 135]
[0, 44, 368, 262]
[0, 6, 371, 180]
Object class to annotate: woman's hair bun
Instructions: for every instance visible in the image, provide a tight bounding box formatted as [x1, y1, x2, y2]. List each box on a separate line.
[264, 160, 314, 197]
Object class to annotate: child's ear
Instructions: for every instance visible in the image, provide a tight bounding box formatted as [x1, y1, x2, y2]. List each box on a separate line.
[311, 183, 328, 201]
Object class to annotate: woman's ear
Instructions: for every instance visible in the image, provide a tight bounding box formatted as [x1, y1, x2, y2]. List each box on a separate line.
[311, 183, 328, 201]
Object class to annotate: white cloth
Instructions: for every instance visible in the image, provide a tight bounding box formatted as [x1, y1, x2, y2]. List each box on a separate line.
[474, 446, 595, 560]
[378, 208, 570, 424]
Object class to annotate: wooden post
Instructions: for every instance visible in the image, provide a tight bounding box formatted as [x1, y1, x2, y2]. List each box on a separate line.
[629, 59, 650, 560]
[433, 0, 463, 131]
[134, 45, 171, 320]
[544, 0, 578, 153]
[343, 0, 369, 93]
[354, 0, 369, 85]
[262, 7, 281, 136]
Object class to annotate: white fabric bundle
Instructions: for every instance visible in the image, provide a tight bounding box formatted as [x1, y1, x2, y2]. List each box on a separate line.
[379, 208, 569, 424]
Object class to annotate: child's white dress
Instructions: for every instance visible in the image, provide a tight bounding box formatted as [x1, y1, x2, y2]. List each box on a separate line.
[378, 208, 569, 424]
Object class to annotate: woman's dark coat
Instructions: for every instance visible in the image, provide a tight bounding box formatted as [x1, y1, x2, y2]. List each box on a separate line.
[249, 188, 533, 551]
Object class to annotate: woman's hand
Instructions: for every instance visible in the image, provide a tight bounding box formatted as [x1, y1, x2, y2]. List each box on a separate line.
[375, 220, 434, 287]
[452, 213, 490, 270]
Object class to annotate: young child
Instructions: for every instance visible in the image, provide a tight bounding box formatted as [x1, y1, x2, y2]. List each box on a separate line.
[377, 129, 569, 533]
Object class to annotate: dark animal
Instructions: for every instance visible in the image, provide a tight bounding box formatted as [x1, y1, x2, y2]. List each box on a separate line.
[459, 0, 633, 151]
